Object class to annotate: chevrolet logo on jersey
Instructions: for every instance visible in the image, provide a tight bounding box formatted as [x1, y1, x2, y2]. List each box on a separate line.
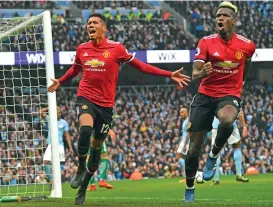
[84, 59, 105, 67]
[214, 61, 239, 69]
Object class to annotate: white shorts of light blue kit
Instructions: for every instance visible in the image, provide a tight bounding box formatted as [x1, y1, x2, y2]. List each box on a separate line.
[177, 140, 189, 155]
[43, 144, 65, 162]
[211, 128, 240, 146]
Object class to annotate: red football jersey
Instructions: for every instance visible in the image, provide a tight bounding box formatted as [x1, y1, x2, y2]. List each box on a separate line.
[194, 33, 256, 98]
[73, 38, 133, 107]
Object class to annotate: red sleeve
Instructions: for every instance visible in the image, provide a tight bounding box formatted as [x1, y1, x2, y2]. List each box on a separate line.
[247, 41, 256, 59]
[116, 44, 134, 63]
[127, 58, 172, 77]
[194, 38, 208, 62]
[59, 48, 82, 84]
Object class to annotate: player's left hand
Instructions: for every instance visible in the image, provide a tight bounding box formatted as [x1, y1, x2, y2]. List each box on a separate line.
[171, 68, 191, 89]
[242, 125, 248, 138]
[108, 130, 116, 141]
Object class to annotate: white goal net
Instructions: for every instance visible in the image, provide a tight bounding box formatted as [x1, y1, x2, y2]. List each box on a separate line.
[0, 11, 62, 198]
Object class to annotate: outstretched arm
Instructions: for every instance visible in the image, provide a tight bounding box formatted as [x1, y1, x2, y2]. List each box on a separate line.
[127, 58, 191, 87]
[48, 64, 82, 93]
[48, 46, 82, 93]
[59, 64, 82, 84]
[128, 58, 172, 77]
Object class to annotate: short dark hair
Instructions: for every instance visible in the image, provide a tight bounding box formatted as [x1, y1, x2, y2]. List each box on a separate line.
[88, 13, 107, 27]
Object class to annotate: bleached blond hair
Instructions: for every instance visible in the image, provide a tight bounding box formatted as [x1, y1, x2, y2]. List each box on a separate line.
[218, 1, 238, 14]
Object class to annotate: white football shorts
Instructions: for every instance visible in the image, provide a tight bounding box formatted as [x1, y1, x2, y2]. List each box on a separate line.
[43, 144, 65, 162]
[211, 128, 240, 146]
[177, 140, 189, 155]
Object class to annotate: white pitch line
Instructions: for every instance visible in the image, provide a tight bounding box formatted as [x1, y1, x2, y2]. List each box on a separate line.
[60, 196, 272, 202]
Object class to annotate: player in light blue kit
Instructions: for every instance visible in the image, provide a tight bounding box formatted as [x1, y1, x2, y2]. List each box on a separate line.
[176, 107, 190, 182]
[210, 110, 248, 185]
[40, 107, 73, 195]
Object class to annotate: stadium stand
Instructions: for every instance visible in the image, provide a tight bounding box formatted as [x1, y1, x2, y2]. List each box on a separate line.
[0, 0, 57, 9]
[72, 1, 146, 10]
[2, 1, 272, 50]
[52, 17, 195, 51]
[166, 1, 273, 48]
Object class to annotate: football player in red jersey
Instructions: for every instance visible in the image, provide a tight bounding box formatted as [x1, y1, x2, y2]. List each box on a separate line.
[183, 2, 256, 202]
[47, 13, 190, 205]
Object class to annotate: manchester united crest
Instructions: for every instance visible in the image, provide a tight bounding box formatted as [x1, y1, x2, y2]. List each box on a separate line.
[82, 105, 88, 109]
[103, 51, 110, 58]
[235, 51, 244, 60]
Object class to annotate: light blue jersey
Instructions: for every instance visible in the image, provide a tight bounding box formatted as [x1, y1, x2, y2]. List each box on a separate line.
[182, 118, 189, 141]
[46, 115, 69, 146]
[212, 117, 237, 129]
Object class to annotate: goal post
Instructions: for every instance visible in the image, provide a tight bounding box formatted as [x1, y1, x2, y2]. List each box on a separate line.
[0, 11, 62, 198]
[43, 10, 62, 198]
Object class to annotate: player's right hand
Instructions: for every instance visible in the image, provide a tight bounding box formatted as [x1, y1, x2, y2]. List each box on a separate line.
[48, 78, 61, 93]
[202, 62, 213, 77]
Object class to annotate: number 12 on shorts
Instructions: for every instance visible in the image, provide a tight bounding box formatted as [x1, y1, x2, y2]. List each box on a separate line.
[100, 124, 109, 134]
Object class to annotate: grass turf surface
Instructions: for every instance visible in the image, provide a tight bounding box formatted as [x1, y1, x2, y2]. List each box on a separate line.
[0, 174, 272, 207]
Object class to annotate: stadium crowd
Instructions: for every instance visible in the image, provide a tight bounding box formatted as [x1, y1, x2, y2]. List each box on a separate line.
[1, 82, 273, 185]
[41, 0, 273, 50]
[1, 1, 272, 51]
[52, 16, 194, 52]
[0, 0, 57, 9]
[167, 1, 273, 48]
[72, 0, 146, 10]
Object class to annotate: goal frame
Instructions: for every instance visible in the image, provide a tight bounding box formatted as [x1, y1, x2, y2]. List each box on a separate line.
[43, 10, 62, 198]
[0, 11, 62, 198]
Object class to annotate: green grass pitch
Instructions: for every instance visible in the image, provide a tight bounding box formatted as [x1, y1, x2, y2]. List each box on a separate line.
[1, 174, 272, 207]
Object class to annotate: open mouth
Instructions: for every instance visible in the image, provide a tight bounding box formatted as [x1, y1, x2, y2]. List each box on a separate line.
[217, 22, 224, 29]
[89, 29, 96, 35]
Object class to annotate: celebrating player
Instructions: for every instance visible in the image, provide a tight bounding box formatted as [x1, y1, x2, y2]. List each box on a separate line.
[211, 111, 248, 185]
[40, 107, 73, 196]
[176, 107, 190, 182]
[184, 2, 255, 202]
[87, 129, 116, 191]
[47, 13, 190, 205]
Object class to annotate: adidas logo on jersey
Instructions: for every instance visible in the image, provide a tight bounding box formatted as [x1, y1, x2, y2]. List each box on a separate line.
[213, 52, 220, 57]
[83, 52, 88, 57]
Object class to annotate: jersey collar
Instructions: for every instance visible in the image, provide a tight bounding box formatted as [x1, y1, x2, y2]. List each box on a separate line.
[90, 37, 107, 47]
[218, 33, 237, 45]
